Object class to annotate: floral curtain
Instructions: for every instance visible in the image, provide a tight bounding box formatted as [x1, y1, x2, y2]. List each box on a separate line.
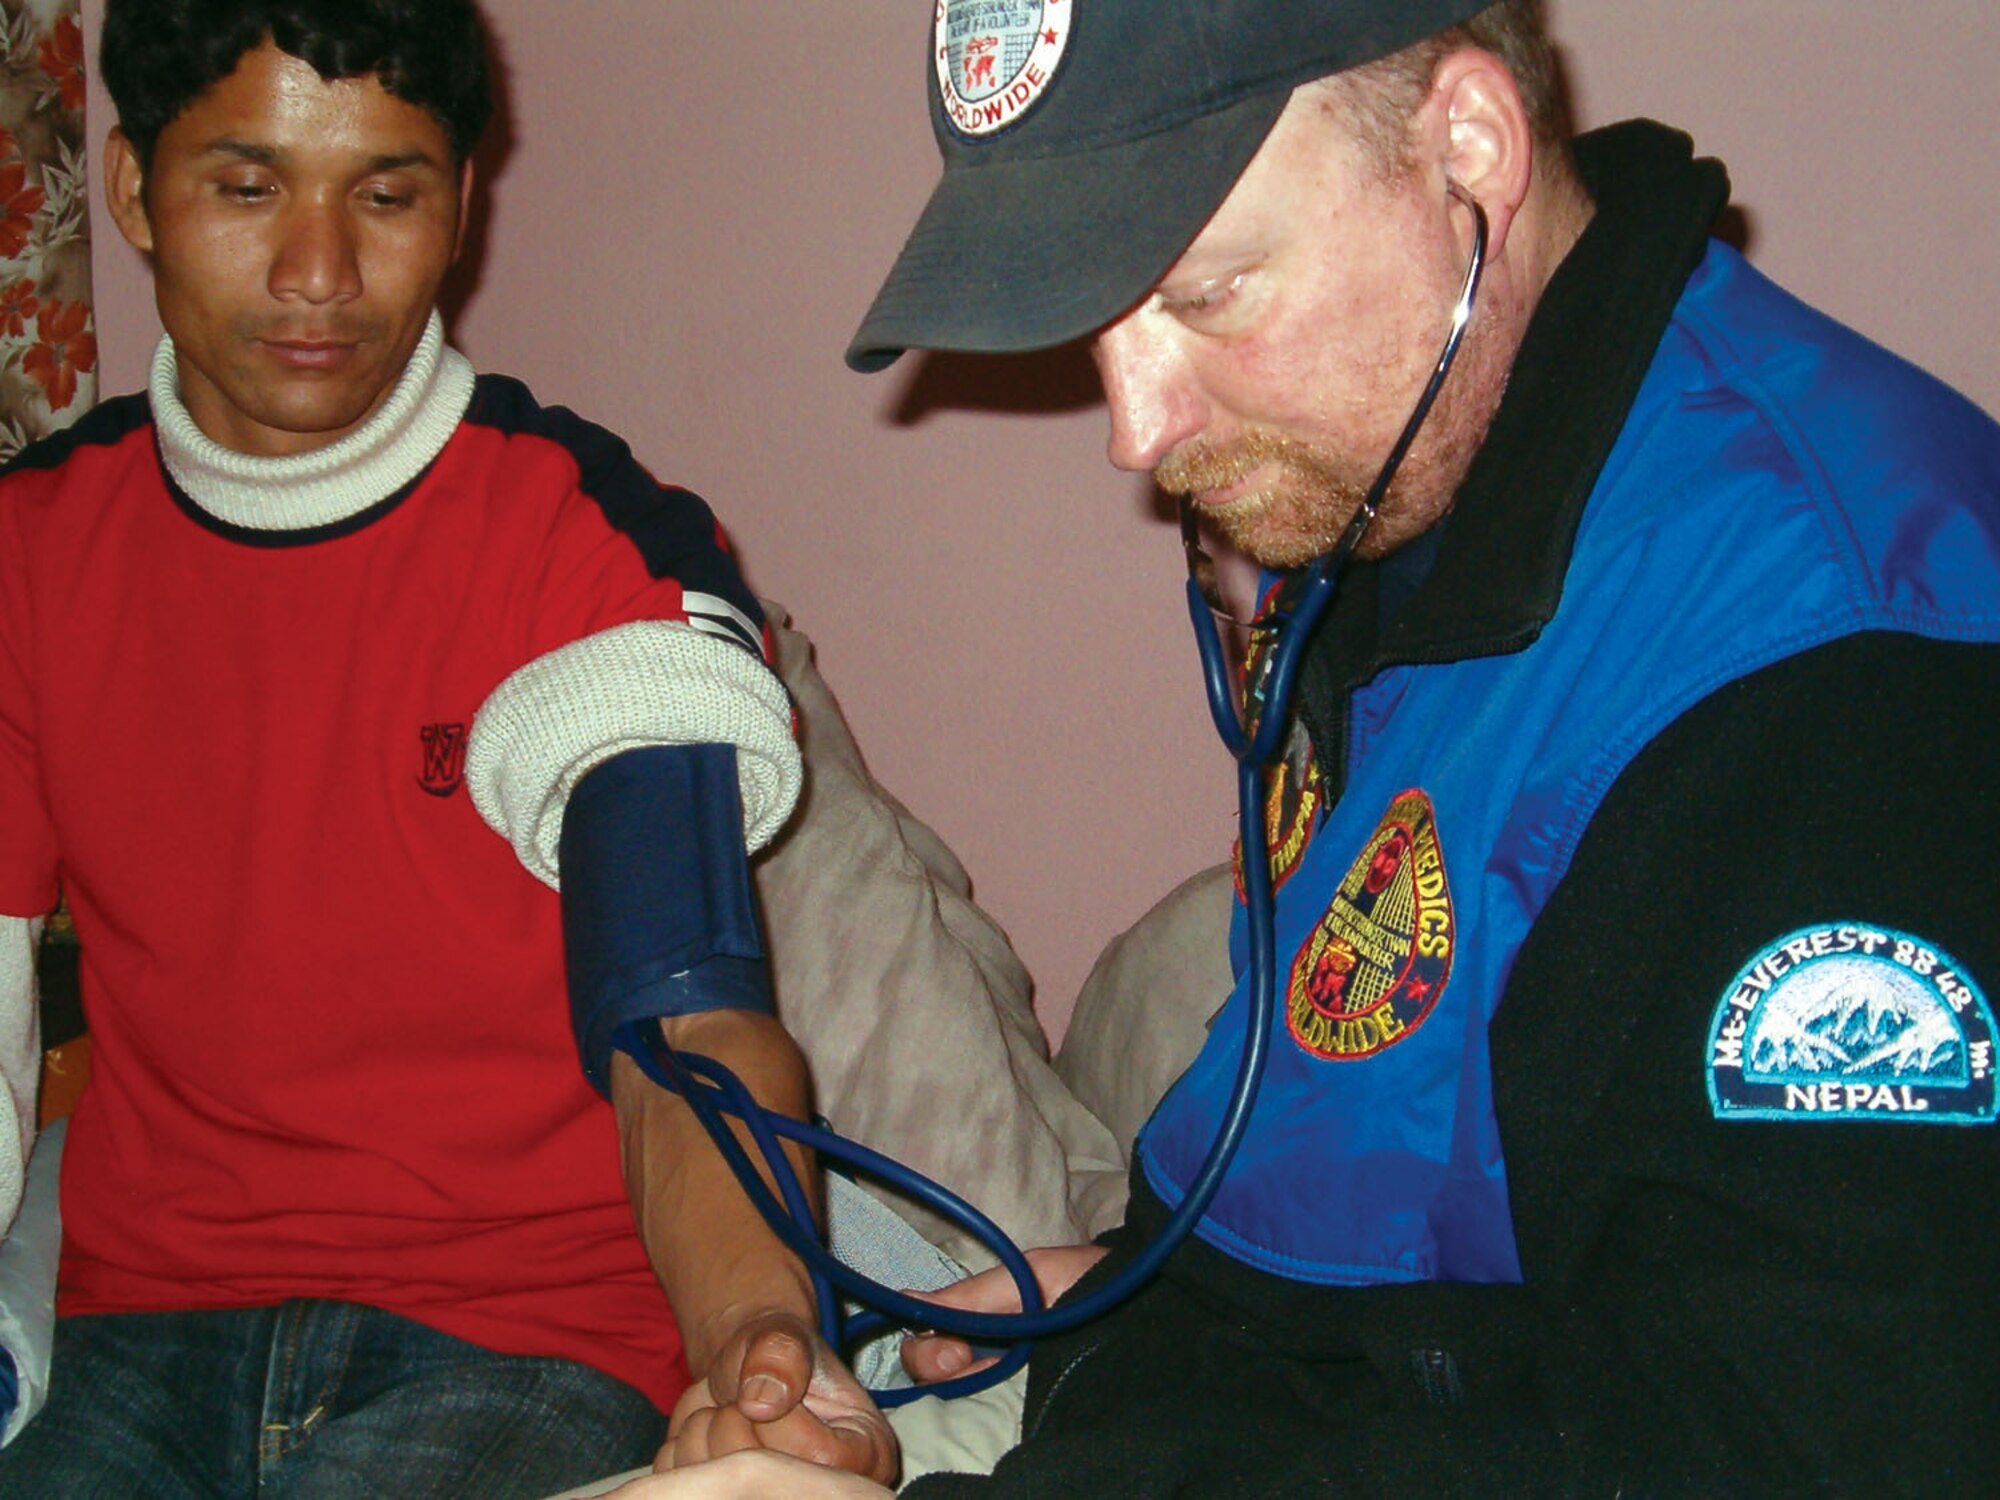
[0, 0, 91, 464]
[2, 0, 90, 1096]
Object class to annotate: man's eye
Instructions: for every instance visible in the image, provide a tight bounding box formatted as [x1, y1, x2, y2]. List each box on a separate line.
[1159, 273, 1246, 320]
[362, 188, 414, 209]
[218, 181, 273, 203]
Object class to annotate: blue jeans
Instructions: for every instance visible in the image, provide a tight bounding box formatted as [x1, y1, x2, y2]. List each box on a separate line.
[0, 1300, 667, 1498]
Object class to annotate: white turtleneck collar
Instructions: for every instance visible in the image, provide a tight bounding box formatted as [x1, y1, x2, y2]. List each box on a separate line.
[150, 309, 478, 532]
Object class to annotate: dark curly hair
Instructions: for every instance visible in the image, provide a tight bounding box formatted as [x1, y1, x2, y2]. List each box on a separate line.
[101, 0, 494, 171]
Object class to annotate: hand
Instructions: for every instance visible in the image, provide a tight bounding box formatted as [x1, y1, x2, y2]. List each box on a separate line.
[658, 1309, 897, 1484]
[901, 1244, 1108, 1384]
[608, 1449, 892, 1498]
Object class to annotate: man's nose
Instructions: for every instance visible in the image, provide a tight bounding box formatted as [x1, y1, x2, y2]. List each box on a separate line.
[269, 199, 362, 304]
[1092, 315, 1207, 474]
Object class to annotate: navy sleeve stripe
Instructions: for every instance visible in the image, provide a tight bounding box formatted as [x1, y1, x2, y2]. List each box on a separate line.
[0, 394, 153, 480]
[463, 375, 765, 646]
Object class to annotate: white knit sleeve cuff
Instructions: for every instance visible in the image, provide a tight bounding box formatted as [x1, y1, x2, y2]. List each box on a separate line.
[466, 621, 802, 888]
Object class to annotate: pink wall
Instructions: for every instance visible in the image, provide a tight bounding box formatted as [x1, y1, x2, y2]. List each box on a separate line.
[81, 2, 2000, 1042]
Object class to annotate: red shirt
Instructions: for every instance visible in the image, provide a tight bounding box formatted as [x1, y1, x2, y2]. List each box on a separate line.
[0, 377, 768, 1412]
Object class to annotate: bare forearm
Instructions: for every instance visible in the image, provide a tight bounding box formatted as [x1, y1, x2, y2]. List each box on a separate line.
[610, 1009, 821, 1376]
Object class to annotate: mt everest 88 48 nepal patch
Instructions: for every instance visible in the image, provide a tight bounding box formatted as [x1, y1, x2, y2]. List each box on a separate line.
[1287, 789, 1453, 1061]
[1707, 924, 1995, 1123]
[935, 0, 1071, 138]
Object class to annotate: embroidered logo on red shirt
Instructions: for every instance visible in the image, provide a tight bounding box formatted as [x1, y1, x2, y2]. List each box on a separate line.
[1287, 788, 1454, 1061]
[417, 722, 468, 798]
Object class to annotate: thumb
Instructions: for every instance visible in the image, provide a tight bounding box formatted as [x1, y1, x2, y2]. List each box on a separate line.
[719, 1313, 815, 1421]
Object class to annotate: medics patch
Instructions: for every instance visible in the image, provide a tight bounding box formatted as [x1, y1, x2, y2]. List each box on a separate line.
[935, 0, 1071, 138]
[1287, 788, 1453, 1061]
[1707, 924, 1996, 1124]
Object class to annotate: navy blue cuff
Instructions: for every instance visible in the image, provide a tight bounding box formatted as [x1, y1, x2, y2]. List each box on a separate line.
[560, 744, 773, 1097]
[0, 1345, 15, 1429]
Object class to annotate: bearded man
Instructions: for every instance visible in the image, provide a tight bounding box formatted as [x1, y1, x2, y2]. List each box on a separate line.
[613, 1, 2000, 1494]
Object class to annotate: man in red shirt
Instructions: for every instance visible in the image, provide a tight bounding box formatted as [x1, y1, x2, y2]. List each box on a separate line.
[0, 1, 893, 1491]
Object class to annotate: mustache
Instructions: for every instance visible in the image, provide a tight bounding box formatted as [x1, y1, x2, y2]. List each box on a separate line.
[234, 315, 387, 343]
[1154, 431, 1336, 496]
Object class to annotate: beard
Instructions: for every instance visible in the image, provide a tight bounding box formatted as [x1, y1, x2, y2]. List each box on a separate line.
[1154, 309, 1509, 571]
[1156, 431, 1375, 570]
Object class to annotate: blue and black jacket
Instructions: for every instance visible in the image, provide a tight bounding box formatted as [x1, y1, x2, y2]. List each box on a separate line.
[911, 122, 2000, 1497]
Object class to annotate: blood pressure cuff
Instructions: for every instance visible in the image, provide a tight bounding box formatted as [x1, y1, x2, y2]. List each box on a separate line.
[559, 743, 773, 1097]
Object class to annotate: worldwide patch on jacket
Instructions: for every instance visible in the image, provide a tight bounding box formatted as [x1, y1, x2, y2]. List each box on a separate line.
[935, 0, 1071, 138]
[1707, 923, 1996, 1124]
[1286, 788, 1453, 1061]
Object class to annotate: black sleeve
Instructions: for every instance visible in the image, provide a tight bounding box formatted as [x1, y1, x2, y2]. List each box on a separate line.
[1470, 628, 2000, 1491]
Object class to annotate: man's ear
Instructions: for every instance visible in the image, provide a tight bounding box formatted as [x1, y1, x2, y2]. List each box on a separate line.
[451, 158, 475, 263]
[103, 127, 154, 255]
[1423, 47, 1535, 261]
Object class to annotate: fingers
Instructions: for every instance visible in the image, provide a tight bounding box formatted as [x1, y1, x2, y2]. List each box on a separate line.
[894, 1265, 1015, 1385]
[661, 1396, 758, 1469]
[731, 1399, 890, 1477]
[895, 1264, 1024, 1385]
[663, 1381, 894, 1481]
[1021, 1244, 1112, 1304]
[662, 1321, 814, 1464]
[789, 1344, 899, 1484]
[614, 1449, 894, 1497]
[897, 1243, 1112, 1384]
[899, 1332, 1000, 1384]
[904, 1243, 1112, 1318]
[905, 1262, 1028, 1316]
[664, 1402, 876, 1474]
[663, 1321, 898, 1485]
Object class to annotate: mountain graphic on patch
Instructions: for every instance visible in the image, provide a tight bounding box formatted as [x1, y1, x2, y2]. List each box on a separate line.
[1707, 924, 1995, 1124]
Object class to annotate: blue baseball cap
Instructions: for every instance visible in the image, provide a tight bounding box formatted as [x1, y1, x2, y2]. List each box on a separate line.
[847, 0, 1493, 371]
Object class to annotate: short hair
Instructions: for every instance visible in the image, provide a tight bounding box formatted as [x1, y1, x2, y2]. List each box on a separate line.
[1329, 0, 1570, 178]
[101, 0, 494, 171]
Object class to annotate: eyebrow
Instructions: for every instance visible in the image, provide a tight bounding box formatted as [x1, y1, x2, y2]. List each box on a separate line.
[198, 138, 447, 174]
[201, 138, 279, 165]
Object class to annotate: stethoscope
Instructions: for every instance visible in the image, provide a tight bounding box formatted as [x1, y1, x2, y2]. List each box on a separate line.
[617, 184, 1488, 1407]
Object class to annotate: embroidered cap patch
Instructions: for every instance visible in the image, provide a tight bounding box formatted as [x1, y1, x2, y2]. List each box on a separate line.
[935, 0, 1072, 138]
[1707, 924, 1995, 1124]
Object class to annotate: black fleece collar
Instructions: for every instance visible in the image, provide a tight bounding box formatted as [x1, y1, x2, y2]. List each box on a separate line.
[1291, 119, 1732, 779]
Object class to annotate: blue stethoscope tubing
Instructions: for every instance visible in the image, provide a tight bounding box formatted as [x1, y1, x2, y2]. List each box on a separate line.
[618, 187, 1489, 1407]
